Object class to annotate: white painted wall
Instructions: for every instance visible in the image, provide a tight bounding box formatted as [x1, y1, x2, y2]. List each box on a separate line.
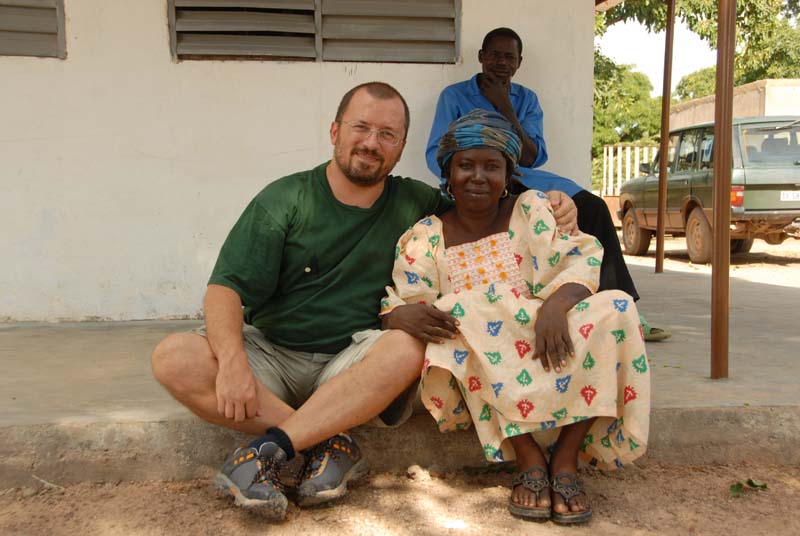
[0, 0, 594, 321]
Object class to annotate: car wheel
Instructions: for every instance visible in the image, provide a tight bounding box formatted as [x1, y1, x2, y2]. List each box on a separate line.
[686, 207, 713, 264]
[730, 237, 754, 254]
[622, 209, 652, 256]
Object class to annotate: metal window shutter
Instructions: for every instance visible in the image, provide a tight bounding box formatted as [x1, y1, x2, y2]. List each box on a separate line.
[321, 0, 457, 63]
[321, 0, 455, 18]
[0, 0, 65, 58]
[171, 1, 316, 60]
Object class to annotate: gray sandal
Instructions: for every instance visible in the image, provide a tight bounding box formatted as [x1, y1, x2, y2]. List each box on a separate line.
[508, 465, 551, 520]
[550, 471, 592, 525]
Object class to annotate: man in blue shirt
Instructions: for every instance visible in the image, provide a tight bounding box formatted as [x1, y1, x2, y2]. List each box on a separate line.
[426, 27, 642, 304]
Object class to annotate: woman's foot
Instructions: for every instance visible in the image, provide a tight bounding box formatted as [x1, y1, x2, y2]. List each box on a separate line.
[508, 435, 551, 519]
[549, 471, 592, 524]
[548, 420, 594, 524]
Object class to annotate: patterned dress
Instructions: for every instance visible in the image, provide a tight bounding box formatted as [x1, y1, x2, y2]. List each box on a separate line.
[381, 191, 650, 470]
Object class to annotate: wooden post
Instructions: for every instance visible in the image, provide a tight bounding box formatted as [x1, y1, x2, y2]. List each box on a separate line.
[616, 146, 623, 196]
[711, 0, 736, 380]
[634, 146, 641, 178]
[656, 0, 676, 274]
[602, 146, 608, 196]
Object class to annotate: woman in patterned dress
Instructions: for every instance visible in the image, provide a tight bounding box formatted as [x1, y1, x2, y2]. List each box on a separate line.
[380, 110, 650, 524]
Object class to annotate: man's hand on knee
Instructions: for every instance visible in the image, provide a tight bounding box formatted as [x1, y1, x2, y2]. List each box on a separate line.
[216, 353, 260, 422]
[547, 190, 579, 236]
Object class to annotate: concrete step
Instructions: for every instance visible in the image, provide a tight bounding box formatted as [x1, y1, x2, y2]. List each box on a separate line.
[3, 406, 799, 488]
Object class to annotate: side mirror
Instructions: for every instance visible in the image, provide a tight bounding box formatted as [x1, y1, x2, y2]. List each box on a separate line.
[639, 162, 651, 174]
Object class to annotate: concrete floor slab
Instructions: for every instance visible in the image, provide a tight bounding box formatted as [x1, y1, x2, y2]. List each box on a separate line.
[2, 253, 798, 487]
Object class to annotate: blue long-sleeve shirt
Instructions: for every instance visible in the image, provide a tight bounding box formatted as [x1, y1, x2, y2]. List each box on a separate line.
[425, 74, 584, 196]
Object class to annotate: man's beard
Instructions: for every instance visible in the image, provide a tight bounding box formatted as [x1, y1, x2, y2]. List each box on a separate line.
[334, 145, 387, 186]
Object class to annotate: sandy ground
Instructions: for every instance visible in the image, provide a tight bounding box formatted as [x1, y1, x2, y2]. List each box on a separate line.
[622, 235, 800, 288]
[1, 461, 799, 536]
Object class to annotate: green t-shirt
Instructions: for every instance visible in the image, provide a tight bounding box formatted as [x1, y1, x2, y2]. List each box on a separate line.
[209, 161, 449, 353]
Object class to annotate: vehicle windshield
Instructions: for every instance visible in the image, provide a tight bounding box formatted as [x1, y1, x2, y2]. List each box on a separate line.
[741, 121, 800, 165]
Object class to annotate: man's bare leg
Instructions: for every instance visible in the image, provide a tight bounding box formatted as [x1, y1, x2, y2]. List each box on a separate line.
[279, 329, 425, 452]
[153, 329, 425, 449]
[151, 332, 294, 434]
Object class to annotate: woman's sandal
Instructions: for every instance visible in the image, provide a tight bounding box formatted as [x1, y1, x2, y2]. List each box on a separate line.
[507, 465, 551, 520]
[550, 471, 593, 525]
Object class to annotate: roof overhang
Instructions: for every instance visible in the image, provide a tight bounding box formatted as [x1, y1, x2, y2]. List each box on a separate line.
[595, 0, 624, 11]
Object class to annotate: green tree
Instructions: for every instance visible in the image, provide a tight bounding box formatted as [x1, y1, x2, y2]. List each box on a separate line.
[675, 66, 716, 100]
[602, 0, 800, 84]
[593, 52, 661, 156]
[592, 50, 661, 189]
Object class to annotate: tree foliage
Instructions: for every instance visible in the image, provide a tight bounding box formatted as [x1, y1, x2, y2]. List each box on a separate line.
[674, 65, 716, 100]
[592, 50, 661, 189]
[593, 50, 661, 159]
[603, 0, 800, 84]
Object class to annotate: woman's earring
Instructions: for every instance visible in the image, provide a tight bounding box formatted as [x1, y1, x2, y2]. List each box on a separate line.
[501, 187, 509, 198]
[446, 183, 453, 198]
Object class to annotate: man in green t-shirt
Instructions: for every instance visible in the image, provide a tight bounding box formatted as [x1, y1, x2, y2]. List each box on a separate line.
[151, 82, 577, 520]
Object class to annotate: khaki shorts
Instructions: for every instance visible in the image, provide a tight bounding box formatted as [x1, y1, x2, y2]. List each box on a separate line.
[193, 325, 414, 427]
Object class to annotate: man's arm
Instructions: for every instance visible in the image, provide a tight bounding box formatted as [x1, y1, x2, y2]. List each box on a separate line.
[204, 198, 285, 422]
[204, 284, 260, 422]
[547, 191, 579, 235]
[516, 87, 548, 168]
[426, 90, 460, 183]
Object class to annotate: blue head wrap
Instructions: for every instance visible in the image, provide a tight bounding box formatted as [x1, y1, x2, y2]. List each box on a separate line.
[436, 109, 522, 176]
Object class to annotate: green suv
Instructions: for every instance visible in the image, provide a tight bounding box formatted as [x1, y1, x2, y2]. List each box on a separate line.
[618, 116, 800, 263]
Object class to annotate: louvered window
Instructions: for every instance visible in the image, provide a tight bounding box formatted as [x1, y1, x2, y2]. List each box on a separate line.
[0, 0, 66, 58]
[168, 0, 459, 63]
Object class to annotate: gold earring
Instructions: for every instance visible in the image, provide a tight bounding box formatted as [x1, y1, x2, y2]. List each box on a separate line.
[501, 187, 509, 198]
[446, 183, 453, 197]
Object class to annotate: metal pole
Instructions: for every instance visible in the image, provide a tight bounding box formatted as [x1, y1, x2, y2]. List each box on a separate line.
[711, 0, 736, 379]
[656, 0, 676, 273]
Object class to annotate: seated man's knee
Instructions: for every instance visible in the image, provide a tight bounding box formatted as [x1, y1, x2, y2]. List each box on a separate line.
[151, 332, 209, 390]
[382, 330, 426, 369]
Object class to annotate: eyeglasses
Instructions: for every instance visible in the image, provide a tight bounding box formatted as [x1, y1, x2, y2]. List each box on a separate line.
[339, 120, 404, 147]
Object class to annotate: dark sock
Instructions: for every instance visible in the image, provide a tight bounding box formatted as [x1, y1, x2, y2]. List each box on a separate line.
[249, 427, 296, 460]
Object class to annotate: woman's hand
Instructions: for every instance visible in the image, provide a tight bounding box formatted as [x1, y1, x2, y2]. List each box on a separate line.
[533, 304, 574, 373]
[382, 304, 460, 344]
[533, 283, 591, 373]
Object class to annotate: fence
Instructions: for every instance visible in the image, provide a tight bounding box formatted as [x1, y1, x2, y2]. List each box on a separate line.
[601, 144, 659, 197]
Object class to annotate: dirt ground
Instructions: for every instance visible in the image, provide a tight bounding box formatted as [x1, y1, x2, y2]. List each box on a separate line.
[622, 234, 800, 288]
[2, 461, 799, 536]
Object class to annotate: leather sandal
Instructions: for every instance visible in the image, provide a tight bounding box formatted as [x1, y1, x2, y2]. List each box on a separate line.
[640, 315, 672, 342]
[550, 471, 592, 525]
[507, 465, 551, 520]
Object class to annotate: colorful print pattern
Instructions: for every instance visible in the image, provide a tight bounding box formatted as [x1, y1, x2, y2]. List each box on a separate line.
[445, 233, 529, 298]
[381, 191, 650, 470]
